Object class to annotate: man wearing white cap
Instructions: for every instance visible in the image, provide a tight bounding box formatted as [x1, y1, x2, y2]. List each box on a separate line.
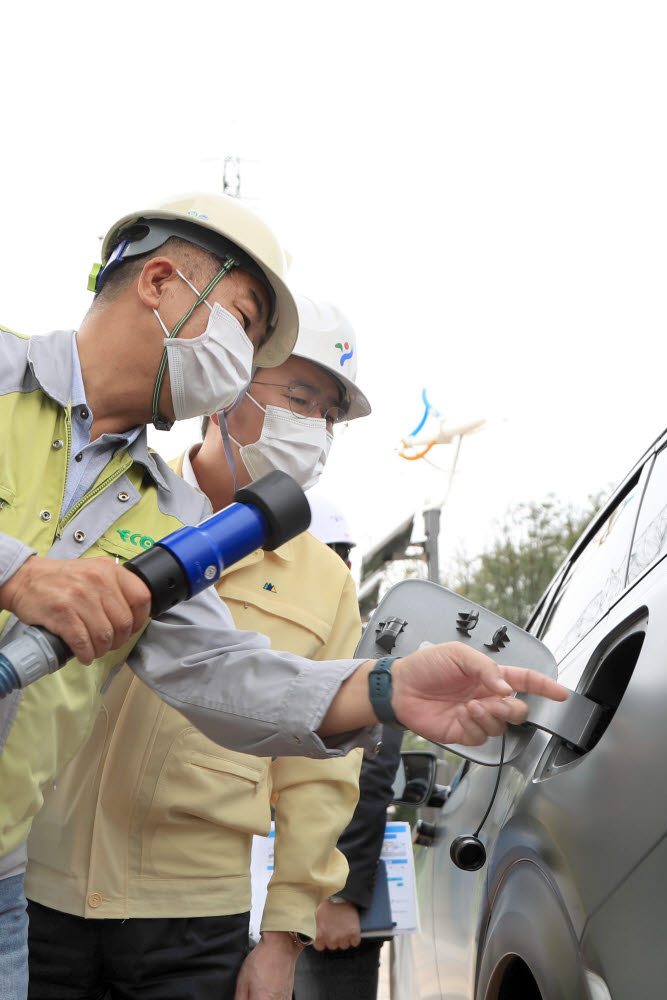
[308, 494, 356, 569]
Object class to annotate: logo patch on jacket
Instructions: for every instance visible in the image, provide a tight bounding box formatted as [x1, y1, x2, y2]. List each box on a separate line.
[117, 530, 155, 549]
[263, 582, 277, 594]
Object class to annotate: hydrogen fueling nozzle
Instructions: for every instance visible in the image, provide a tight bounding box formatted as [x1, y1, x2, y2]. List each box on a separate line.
[0, 471, 310, 698]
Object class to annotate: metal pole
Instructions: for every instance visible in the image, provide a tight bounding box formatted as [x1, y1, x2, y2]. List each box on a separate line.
[423, 506, 441, 583]
[423, 434, 465, 583]
[441, 434, 464, 509]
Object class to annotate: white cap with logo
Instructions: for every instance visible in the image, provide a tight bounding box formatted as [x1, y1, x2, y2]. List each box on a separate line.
[289, 296, 371, 420]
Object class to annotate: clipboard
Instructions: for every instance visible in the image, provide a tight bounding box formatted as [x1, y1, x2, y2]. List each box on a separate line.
[360, 859, 395, 936]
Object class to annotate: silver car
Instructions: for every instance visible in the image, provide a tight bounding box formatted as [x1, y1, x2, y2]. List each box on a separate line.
[369, 428, 667, 999]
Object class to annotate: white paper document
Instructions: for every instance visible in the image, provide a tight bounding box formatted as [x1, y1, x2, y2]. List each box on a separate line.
[362, 821, 418, 937]
[249, 826, 275, 942]
[249, 820, 418, 942]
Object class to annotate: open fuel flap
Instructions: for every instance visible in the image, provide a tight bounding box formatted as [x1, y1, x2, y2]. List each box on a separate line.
[356, 579, 604, 766]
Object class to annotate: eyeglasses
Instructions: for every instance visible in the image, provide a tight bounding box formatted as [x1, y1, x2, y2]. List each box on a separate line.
[251, 380, 348, 427]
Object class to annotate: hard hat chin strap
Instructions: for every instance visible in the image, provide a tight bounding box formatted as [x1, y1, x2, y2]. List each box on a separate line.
[215, 365, 257, 492]
[218, 411, 240, 494]
[151, 258, 237, 431]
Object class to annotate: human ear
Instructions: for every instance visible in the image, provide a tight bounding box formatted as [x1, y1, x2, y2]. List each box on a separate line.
[136, 257, 179, 310]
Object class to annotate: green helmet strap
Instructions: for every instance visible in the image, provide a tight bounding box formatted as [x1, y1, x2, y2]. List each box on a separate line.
[152, 257, 237, 431]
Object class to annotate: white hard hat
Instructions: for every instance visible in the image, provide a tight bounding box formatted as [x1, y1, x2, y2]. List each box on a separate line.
[307, 494, 356, 547]
[97, 192, 298, 368]
[291, 295, 371, 420]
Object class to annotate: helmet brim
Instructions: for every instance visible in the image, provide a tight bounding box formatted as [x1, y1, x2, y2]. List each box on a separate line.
[292, 352, 372, 421]
[102, 207, 298, 369]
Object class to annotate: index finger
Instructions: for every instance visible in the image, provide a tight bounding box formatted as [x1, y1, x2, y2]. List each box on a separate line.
[500, 665, 569, 701]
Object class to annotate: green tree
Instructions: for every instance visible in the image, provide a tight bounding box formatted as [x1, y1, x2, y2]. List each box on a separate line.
[446, 494, 602, 627]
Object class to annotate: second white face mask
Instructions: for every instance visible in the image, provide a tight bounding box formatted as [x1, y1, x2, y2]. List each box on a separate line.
[155, 273, 255, 421]
[235, 398, 333, 491]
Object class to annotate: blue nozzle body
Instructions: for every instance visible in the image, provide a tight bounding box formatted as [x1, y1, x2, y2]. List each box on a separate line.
[160, 503, 268, 598]
[0, 470, 311, 698]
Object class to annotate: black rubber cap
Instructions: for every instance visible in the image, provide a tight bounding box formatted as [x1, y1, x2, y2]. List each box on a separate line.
[234, 471, 311, 551]
[450, 836, 487, 871]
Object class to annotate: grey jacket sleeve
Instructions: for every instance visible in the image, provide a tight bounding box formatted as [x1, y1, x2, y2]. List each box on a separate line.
[0, 532, 36, 587]
[127, 584, 379, 759]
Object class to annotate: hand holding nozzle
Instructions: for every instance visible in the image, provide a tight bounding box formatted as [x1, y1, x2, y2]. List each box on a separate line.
[0, 471, 310, 697]
[0, 556, 151, 668]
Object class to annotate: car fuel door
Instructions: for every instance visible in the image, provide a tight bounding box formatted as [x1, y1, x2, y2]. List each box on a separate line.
[357, 579, 602, 765]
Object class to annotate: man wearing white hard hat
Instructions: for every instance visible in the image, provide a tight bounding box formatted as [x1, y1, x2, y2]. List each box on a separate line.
[0, 194, 567, 996]
[308, 494, 356, 568]
[26, 295, 371, 1000]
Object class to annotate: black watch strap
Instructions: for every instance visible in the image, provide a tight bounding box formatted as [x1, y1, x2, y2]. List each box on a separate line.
[368, 656, 404, 729]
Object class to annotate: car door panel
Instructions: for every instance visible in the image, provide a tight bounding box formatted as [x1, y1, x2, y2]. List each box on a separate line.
[476, 590, 657, 994]
[393, 838, 443, 1000]
[430, 762, 518, 999]
[521, 579, 667, 921]
[580, 832, 667, 997]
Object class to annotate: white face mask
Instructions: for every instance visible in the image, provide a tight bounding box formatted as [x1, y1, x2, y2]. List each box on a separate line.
[154, 271, 254, 422]
[232, 396, 333, 491]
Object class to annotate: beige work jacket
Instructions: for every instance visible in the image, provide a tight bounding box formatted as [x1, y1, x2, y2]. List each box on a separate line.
[26, 471, 363, 940]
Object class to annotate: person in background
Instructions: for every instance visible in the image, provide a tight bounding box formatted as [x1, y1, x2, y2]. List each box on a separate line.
[307, 493, 356, 570]
[294, 498, 402, 1000]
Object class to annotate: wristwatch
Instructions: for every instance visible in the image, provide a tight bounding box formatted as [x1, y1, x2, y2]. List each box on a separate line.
[368, 656, 404, 729]
[327, 894, 349, 905]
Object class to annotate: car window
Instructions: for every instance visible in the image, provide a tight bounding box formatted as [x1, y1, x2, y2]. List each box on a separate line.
[628, 448, 667, 584]
[526, 563, 568, 637]
[538, 481, 640, 662]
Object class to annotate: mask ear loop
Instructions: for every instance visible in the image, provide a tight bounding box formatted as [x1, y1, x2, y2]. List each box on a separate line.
[216, 366, 258, 494]
[152, 256, 237, 431]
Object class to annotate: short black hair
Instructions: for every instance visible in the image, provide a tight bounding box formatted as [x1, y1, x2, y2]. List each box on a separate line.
[93, 235, 230, 305]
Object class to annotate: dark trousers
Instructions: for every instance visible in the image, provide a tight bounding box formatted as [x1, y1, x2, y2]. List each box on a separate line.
[27, 900, 250, 1000]
[292, 940, 383, 1000]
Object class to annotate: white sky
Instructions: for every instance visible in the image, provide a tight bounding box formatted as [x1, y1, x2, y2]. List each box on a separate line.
[3, 1, 667, 583]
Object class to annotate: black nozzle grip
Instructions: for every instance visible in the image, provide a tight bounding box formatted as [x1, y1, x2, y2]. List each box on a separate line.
[234, 471, 311, 551]
[125, 545, 191, 618]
